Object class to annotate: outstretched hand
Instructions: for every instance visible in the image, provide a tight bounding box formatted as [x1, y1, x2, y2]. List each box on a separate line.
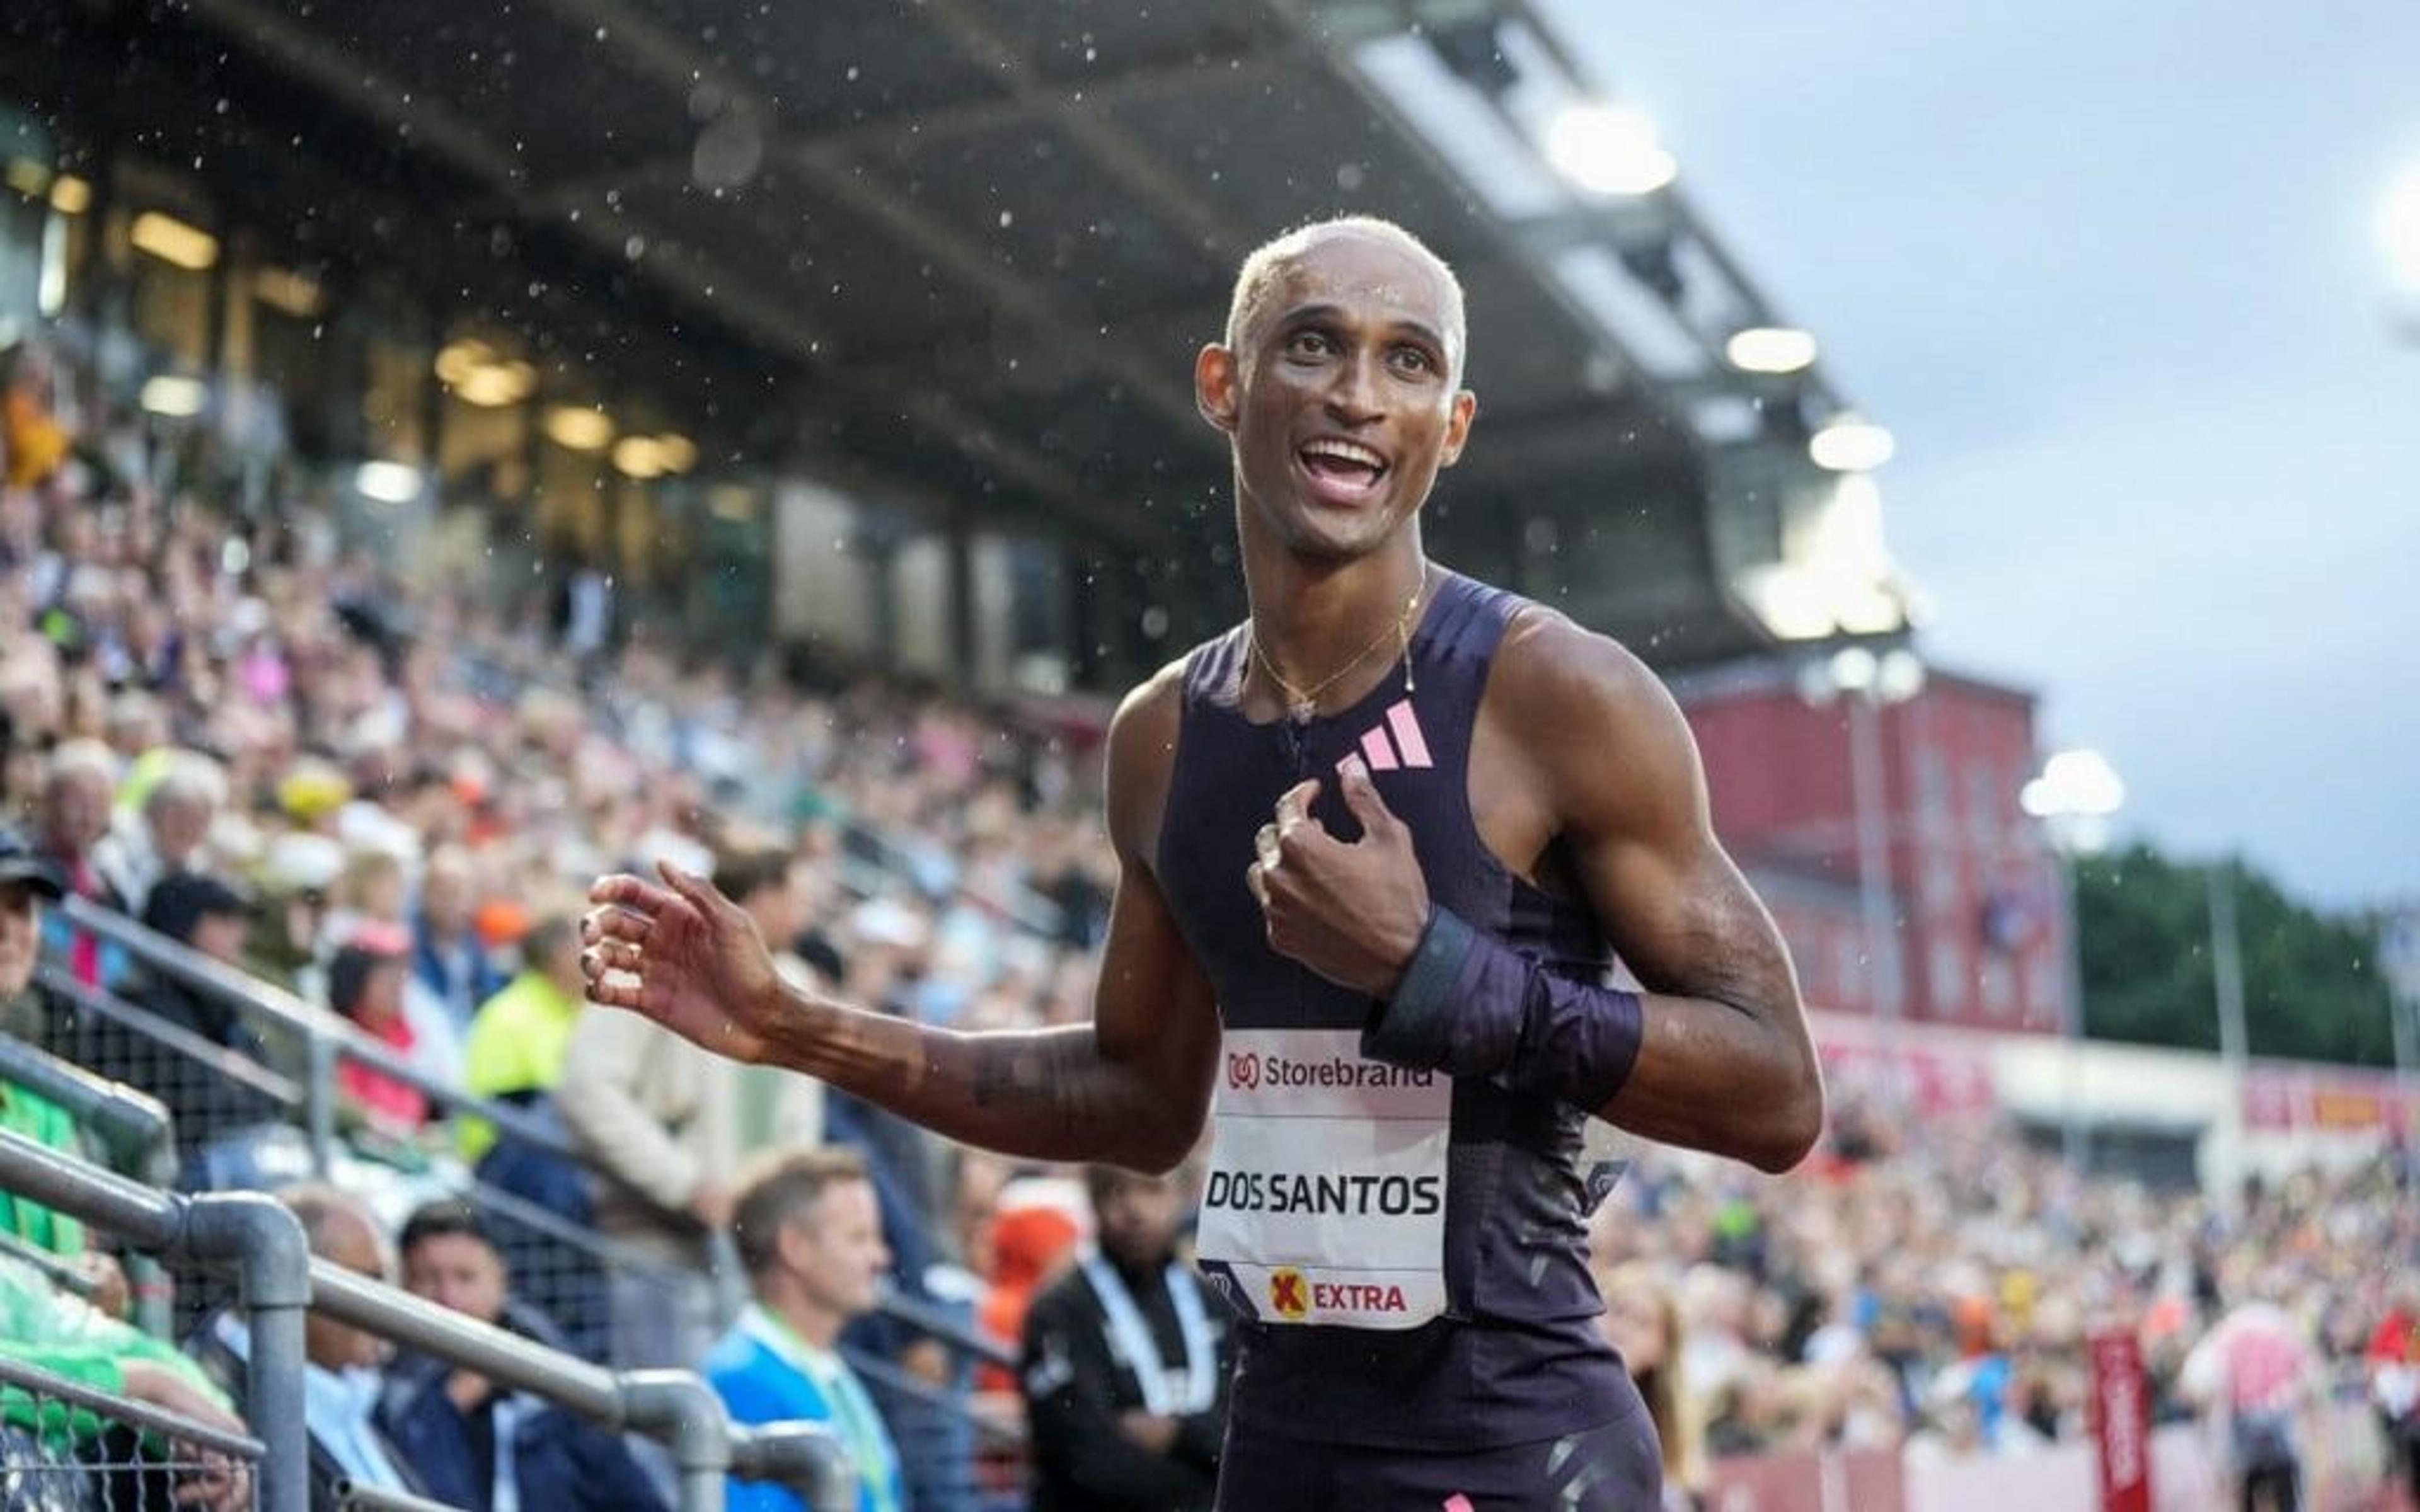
[581, 861, 786, 1065]
[1246, 756, 1431, 997]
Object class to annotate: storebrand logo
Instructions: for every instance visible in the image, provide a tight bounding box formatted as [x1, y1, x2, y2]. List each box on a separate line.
[1269, 1267, 1308, 1320]
[1224, 1054, 1431, 1092]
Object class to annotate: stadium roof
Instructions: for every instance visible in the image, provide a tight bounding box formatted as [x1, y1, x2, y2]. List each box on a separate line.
[6, 0, 1911, 668]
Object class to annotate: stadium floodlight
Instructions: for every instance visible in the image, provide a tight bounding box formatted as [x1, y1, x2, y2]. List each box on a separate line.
[47, 175, 89, 215]
[1809, 413, 1895, 472]
[138, 375, 205, 418]
[130, 210, 218, 271]
[1543, 105, 1677, 197]
[452, 360, 535, 409]
[611, 437, 667, 479]
[2022, 748, 2126, 842]
[1725, 326, 1818, 374]
[655, 433, 698, 474]
[544, 405, 614, 452]
[354, 461, 423, 505]
[2382, 163, 2420, 294]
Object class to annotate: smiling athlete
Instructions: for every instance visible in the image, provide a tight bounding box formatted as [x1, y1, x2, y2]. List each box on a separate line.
[582, 215, 1824, 1509]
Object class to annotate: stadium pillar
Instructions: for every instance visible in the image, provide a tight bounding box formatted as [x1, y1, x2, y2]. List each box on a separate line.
[947, 512, 977, 690]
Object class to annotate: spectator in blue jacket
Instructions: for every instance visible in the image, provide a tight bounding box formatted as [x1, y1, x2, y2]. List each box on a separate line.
[705, 1147, 904, 1512]
[376, 1198, 667, 1512]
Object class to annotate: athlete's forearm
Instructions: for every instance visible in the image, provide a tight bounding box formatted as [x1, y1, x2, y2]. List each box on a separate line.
[1363, 905, 1643, 1106]
[1364, 903, 1819, 1172]
[753, 980, 1192, 1167]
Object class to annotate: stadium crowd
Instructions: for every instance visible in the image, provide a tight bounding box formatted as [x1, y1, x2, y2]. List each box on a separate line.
[0, 326, 2414, 1512]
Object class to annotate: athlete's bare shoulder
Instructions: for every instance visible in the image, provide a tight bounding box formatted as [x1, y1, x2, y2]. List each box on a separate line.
[1490, 602, 1672, 730]
[1485, 602, 1701, 835]
[1102, 653, 1195, 866]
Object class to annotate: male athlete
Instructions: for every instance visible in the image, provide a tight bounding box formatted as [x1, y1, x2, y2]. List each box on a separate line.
[582, 216, 1824, 1508]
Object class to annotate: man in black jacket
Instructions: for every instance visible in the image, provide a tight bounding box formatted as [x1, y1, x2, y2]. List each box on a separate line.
[377, 1198, 668, 1512]
[1020, 1166, 1231, 1512]
[76, 869, 287, 1160]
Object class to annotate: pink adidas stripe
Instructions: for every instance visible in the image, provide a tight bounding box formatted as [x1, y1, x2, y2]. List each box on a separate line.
[1386, 699, 1432, 769]
[1359, 727, 1400, 770]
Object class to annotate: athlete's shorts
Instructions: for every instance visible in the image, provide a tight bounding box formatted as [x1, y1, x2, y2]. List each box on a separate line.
[1213, 1412, 1664, 1511]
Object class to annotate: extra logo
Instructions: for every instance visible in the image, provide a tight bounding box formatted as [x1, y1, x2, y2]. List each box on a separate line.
[1269, 1267, 1309, 1320]
[1226, 1051, 1262, 1091]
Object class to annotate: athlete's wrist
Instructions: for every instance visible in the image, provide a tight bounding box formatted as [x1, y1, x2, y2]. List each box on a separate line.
[753, 975, 828, 1070]
[1364, 905, 1496, 1070]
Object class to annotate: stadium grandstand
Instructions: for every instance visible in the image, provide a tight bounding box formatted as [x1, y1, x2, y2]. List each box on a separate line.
[0, 3, 2411, 1511]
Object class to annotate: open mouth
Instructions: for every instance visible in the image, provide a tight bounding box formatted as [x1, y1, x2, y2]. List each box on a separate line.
[1296, 437, 1390, 505]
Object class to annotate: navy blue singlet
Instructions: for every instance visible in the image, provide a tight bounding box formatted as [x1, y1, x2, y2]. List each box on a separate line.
[1155, 570, 1642, 1452]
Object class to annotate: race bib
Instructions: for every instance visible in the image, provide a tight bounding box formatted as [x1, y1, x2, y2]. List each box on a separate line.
[1193, 1028, 1451, 1330]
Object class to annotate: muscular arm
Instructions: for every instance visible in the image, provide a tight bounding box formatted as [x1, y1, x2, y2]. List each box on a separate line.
[749, 673, 1221, 1173]
[1504, 615, 1824, 1170]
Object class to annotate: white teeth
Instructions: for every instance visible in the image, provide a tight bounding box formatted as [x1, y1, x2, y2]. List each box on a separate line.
[1302, 438, 1386, 471]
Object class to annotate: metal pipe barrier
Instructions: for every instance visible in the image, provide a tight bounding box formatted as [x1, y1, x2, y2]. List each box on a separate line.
[54, 899, 1008, 1498]
[0, 1027, 182, 1333]
[0, 1025, 175, 1180]
[62, 898, 646, 1169]
[0, 1352, 267, 1511]
[333, 1480, 471, 1511]
[308, 1260, 853, 1512]
[0, 1126, 312, 1512]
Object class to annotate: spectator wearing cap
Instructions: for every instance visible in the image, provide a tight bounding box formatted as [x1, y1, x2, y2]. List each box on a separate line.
[328, 922, 427, 1137]
[376, 1200, 668, 1512]
[78, 869, 282, 1157]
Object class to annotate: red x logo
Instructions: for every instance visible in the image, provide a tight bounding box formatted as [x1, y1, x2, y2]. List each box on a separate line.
[1269, 1268, 1308, 1320]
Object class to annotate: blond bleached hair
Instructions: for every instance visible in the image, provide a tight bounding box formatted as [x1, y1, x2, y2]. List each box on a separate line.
[1223, 215, 1468, 379]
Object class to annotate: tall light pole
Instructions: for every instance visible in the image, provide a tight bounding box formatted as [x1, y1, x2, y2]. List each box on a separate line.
[1802, 645, 1926, 1075]
[2023, 748, 2126, 1172]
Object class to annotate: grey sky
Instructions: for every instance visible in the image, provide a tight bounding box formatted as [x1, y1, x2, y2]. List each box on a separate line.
[1541, 0, 2419, 907]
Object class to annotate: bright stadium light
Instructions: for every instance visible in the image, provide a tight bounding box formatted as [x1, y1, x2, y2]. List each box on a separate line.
[2023, 748, 2126, 827]
[544, 405, 614, 452]
[130, 210, 219, 271]
[655, 433, 698, 473]
[2383, 163, 2420, 294]
[1809, 413, 1895, 472]
[354, 461, 423, 505]
[1543, 105, 1677, 196]
[1726, 326, 1818, 374]
[611, 436, 667, 479]
[48, 174, 90, 215]
[138, 375, 205, 418]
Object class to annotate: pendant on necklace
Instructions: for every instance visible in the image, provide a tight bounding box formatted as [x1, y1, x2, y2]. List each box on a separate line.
[1288, 699, 1317, 724]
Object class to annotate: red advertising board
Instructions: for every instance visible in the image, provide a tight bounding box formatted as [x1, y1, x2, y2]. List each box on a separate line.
[2089, 1329, 2152, 1512]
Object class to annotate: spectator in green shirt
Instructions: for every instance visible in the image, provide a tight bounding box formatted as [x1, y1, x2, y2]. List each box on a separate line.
[0, 827, 89, 1260]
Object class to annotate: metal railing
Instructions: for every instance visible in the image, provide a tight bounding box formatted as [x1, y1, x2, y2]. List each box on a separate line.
[0, 1351, 266, 1511]
[0, 1126, 853, 1512]
[0, 1029, 179, 1336]
[308, 1260, 850, 1512]
[48, 895, 1027, 1500]
[0, 1125, 312, 1512]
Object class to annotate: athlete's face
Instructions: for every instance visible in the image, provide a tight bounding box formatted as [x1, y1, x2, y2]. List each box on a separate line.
[1198, 232, 1476, 564]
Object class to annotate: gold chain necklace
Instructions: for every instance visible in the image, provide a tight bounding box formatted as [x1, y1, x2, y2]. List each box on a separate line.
[1248, 570, 1430, 724]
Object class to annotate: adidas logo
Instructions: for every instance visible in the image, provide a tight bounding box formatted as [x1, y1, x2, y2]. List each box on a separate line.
[1340, 698, 1432, 774]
